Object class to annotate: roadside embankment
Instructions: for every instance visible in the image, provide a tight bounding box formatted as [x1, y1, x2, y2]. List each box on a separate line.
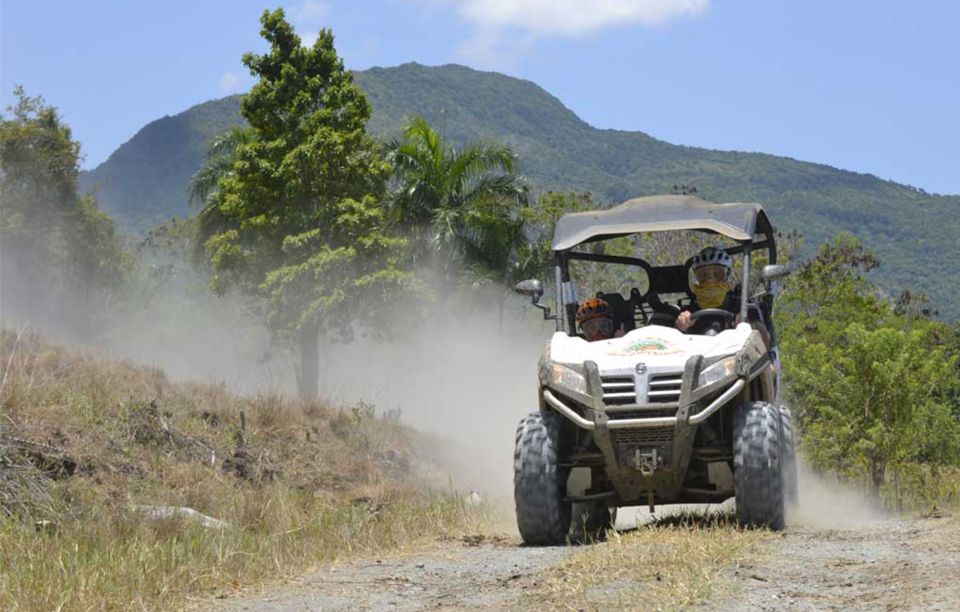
[0, 329, 490, 611]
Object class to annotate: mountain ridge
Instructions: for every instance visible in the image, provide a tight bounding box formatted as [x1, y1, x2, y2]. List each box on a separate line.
[79, 62, 960, 319]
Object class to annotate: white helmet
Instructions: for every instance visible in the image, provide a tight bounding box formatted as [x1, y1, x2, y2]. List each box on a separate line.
[692, 246, 732, 272]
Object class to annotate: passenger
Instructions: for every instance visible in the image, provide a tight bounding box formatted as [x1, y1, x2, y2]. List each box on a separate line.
[576, 298, 623, 341]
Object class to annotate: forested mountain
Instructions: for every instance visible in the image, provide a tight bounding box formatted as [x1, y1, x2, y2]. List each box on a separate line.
[79, 62, 960, 319]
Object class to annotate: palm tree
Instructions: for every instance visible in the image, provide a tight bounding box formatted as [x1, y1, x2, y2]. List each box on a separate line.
[188, 126, 254, 206]
[386, 116, 529, 286]
[188, 126, 254, 264]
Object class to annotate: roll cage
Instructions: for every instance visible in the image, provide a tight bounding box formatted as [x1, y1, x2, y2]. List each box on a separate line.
[549, 195, 778, 338]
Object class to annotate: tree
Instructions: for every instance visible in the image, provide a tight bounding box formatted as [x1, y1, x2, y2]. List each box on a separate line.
[0, 87, 129, 334]
[188, 127, 256, 208]
[386, 116, 529, 288]
[196, 11, 421, 399]
[778, 235, 960, 499]
[188, 126, 255, 263]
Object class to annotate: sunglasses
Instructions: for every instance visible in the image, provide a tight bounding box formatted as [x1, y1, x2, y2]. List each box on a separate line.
[581, 317, 614, 338]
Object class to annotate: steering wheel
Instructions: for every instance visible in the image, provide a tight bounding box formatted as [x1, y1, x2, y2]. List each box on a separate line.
[688, 308, 736, 335]
[690, 308, 736, 322]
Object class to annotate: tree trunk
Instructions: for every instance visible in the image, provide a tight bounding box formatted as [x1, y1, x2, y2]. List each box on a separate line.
[869, 456, 885, 501]
[297, 323, 319, 401]
[894, 467, 903, 513]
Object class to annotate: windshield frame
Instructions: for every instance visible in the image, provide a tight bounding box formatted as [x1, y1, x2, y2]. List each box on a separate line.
[553, 231, 777, 335]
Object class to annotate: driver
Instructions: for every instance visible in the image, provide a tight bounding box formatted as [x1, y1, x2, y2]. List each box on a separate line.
[677, 246, 765, 339]
[677, 246, 770, 346]
[576, 298, 622, 341]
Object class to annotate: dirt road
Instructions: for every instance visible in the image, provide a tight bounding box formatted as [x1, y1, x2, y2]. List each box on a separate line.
[716, 514, 960, 611]
[212, 507, 960, 611]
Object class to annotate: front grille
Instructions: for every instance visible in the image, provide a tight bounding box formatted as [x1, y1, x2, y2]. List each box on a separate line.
[611, 427, 675, 445]
[606, 408, 678, 420]
[647, 372, 683, 403]
[601, 375, 635, 405]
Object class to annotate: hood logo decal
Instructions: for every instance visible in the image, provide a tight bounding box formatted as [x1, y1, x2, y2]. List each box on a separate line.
[609, 338, 684, 356]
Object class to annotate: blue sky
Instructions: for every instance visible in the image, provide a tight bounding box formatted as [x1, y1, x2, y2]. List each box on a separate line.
[3, 0, 958, 194]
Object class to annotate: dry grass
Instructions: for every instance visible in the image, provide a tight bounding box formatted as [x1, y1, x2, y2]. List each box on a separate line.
[0, 329, 487, 611]
[521, 510, 773, 611]
[886, 464, 960, 513]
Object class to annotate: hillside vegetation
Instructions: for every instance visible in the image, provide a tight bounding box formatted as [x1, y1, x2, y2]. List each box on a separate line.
[0, 330, 485, 610]
[80, 62, 960, 319]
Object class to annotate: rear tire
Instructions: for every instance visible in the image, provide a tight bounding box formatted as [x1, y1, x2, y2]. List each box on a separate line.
[734, 402, 785, 530]
[779, 405, 799, 508]
[514, 411, 571, 545]
[570, 502, 616, 544]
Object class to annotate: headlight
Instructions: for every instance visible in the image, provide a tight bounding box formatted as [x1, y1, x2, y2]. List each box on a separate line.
[697, 356, 736, 388]
[542, 362, 588, 395]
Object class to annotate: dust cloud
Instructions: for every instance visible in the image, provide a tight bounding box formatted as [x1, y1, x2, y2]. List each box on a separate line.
[790, 459, 882, 528]
[316, 300, 554, 498]
[0, 264, 287, 393]
[0, 243, 901, 521]
[1, 240, 554, 499]
[0, 236, 898, 519]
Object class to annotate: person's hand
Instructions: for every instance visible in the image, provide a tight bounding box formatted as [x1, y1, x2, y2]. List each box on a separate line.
[676, 310, 693, 332]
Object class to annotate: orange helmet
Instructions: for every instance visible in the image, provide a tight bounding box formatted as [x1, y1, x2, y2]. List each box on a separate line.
[576, 298, 611, 327]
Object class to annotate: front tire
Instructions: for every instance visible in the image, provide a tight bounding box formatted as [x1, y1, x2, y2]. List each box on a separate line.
[734, 402, 785, 530]
[514, 411, 571, 545]
[780, 405, 799, 508]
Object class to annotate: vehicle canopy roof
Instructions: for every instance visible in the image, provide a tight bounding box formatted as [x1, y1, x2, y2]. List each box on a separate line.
[552, 194, 774, 252]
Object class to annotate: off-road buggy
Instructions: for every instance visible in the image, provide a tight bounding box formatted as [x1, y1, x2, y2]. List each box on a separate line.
[513, 194, 798, 545]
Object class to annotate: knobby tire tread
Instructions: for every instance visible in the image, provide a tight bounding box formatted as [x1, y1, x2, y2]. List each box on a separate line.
[514, 411, 571, 545]
[734, 401, 786, 530]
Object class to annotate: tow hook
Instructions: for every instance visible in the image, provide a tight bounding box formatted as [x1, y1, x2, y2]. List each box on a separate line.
[634, 448, 659, 476]
[635, 448, 659, 514]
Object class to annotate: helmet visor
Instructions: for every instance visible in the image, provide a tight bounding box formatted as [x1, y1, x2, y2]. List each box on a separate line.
[695, 265, 728, 284]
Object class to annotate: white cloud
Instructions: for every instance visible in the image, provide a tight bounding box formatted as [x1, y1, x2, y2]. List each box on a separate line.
[423, 0, 709, 68]
[455, 27, 536, 70]
[439, 0, 709, 37]
[288, 0, 330, 46]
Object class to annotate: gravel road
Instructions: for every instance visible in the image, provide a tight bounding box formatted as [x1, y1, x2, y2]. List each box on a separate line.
[714, 513, 960, 611]
[209, 533, 568, 611]
[212, 506, 960, 611]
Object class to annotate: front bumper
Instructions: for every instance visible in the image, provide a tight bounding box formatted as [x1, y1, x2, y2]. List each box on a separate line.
[543, 378, 745, 430]
[541, 353, 759, 505]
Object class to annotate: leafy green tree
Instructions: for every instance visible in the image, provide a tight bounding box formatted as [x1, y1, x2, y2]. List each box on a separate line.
[514, 191, 593, 282]
[386, 116, 528, 288]
[778, 235, 960, 499]
[516, 191, 635, 300]
[196, 10, 421, 399]
[0, 87, 129, 334]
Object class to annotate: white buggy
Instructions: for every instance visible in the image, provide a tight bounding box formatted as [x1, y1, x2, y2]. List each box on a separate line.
[513, 194, 798, 544]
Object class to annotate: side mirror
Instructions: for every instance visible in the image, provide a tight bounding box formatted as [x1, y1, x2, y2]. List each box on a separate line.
[760, 265, 790, 297]
[515, 279, 544, 302]
[761, 265, 790, 283]
[514, 279, 556, 321]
